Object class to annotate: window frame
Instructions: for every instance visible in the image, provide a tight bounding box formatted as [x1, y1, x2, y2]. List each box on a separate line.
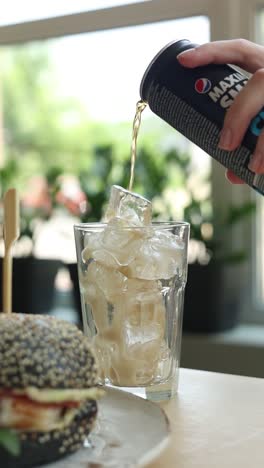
[0, 1, 210, 44]
[1, 0, 264, 323]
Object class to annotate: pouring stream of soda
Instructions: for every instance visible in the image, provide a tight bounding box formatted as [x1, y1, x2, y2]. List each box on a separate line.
[128, 100, 147, 192]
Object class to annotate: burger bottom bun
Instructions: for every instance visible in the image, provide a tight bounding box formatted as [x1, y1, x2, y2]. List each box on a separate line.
[0, 399, 97, 468]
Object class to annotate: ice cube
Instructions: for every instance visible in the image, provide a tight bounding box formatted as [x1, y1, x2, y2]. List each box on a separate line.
[109, 354, 139, 386]
[92, 335, 113, 381]
[152, 229, 185, 259]
[85, 261, 127, 302]
[103, 185, 152, 226]
[82, 218, 145, 268]
[99, 218, 144, 266]
[125, 229, 185, 280]
[126, 277, 162, 301]
[102, 218, 145, 247]
[110, 331, 163, 386]
[82, 230, 103, 262]
[124, 294, 165, 344]
[109, 291, 166, 385]
[155, 343, 172, 381]
[82, 280, 109, 332]
[84, 276, 167, 386]
[93, 334, 127, 385]
[125, 321, 164, 348]
[107, 324, 160, 386]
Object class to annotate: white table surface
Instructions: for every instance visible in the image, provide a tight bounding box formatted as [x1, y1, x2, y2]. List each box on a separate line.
[150, 368, 264, 468]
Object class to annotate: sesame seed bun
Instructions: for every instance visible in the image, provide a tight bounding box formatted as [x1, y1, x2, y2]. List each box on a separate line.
[0, 313, 97, 389]
[0, 313, 99, 467]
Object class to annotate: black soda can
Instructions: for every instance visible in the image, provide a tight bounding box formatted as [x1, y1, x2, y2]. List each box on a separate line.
[140, 39, 264, 195]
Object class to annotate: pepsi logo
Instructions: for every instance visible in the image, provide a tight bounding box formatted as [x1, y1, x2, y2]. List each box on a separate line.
[195, 78, 211, 94]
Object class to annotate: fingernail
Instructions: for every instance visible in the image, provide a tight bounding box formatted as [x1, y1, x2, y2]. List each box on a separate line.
[218, 128, 233, 150]
[248, 152, 263, 172]
[177, 48, 196, 60]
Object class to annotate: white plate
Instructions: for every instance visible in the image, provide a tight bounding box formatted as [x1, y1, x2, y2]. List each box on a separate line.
[47, 387, 170, 468]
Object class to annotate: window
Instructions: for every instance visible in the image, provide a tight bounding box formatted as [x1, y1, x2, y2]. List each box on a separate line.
[0, 15, 210, 263]
[1, 0, 264, 324]
[45, 16, 209, 123]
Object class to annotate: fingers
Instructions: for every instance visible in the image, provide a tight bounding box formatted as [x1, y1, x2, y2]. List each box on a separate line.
[218, 69, 264, 152]
[225, 169, 245, 184]
[177, 38, 264, 182]
[178, 39, 264, 73]
[248, 130, 264, 173]
[220, 69, 264, 175]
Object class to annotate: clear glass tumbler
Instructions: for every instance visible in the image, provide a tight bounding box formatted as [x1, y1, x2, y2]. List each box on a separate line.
[74, 221, 189, 401]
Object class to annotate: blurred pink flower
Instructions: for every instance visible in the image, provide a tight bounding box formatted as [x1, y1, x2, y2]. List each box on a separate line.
[21, 173, 89, 224]
[21, 175, 52, 215]
[55, 175, 89, 217]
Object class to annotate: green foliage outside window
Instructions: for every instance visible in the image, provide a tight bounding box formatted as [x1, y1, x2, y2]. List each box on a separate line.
[0, 44, 255, 263]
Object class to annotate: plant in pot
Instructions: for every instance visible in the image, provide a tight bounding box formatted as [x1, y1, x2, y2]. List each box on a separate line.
[0, 164, 89, 315]
[182, 200, 256, 333]
[0, 163, 60, 315]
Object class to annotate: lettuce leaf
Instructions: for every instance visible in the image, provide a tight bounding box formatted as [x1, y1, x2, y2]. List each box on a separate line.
[0, 428, 21, 456]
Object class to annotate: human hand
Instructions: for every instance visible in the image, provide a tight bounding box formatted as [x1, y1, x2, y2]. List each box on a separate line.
[178, 39, 264, 183]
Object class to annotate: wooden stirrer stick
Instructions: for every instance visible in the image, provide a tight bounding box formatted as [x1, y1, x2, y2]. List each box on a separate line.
[2, 189, 19, 314]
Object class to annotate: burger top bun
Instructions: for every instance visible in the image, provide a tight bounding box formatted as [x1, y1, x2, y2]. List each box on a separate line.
[0, 313, 98, 389]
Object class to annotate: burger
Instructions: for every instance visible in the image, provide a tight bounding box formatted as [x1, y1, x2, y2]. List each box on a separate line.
[0, 313, 102, 467]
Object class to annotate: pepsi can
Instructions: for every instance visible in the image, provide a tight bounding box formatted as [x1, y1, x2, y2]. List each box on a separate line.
[140, 39, 264, 195]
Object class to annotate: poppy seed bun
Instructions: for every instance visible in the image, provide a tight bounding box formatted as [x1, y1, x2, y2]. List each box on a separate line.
[0, 313, 97, 389]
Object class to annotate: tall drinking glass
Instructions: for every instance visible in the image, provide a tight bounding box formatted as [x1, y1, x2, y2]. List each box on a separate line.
[74, 221, 189, 401]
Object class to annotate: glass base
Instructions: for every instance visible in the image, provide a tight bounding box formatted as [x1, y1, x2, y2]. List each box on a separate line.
[105, 375, 178, 402]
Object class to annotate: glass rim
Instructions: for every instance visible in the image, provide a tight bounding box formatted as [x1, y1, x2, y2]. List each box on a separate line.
[74, 221, 190, 231]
